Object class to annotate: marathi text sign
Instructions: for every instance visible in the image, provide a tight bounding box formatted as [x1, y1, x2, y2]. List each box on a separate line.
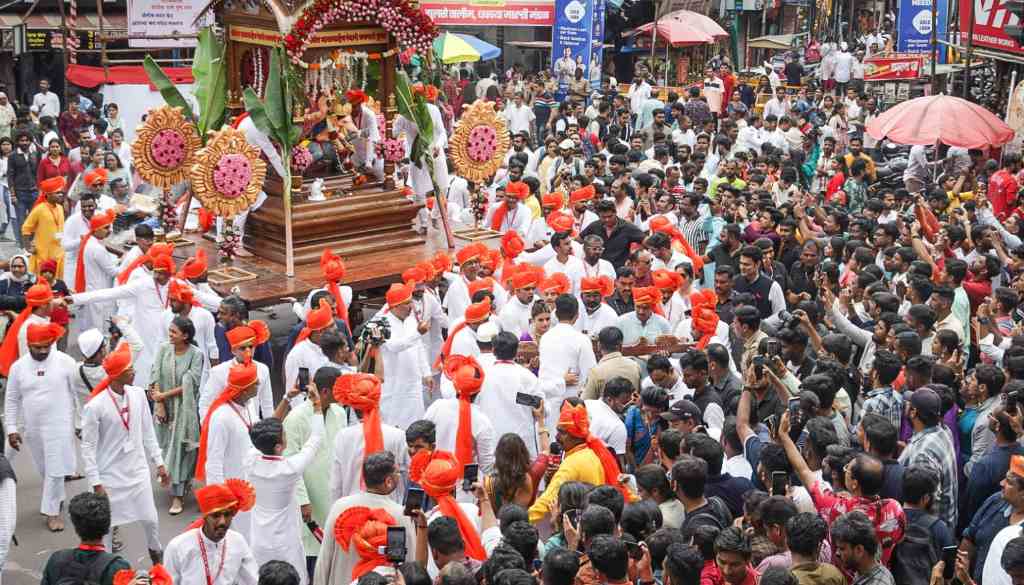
[128, 0, 209, 48]
[420, 0, 554, 25]
[958, 0, 1024, 55]
[864, 55, 925, 80]
[228, 25, 389, 48]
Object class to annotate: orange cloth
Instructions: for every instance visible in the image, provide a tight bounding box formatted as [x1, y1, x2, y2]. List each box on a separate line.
[557, 402, 631, 501]
[506, 181, 529, 200]
[651, 268, 683, 292]
[539, 272, 571, 295]
[178, 249, 208, 280]
[151, 254, 176, 274]
[83, 168, 109, 188]
[409, 450, 486, 560]
[195, 361, 259, 482]
[86, 341, 133, 401]
[467, 277, 495, 300]
[648, 216, 705, 272]
[225, 320, 270, 349]
[333, 373, 384, 456]
[187, 479, 256, 529]
[0, 281, 53, 375]
[432, 252, 453, 275]
[334, 507, 396, 580]
[541, 192, 564, 210]
[546, 211, 574, 234]
[569, 184, 596, 205]
[35, 176, 65, 207]
[456, 244, 485, 267]
[115, 565, 171, 585]
[580, 275, 614, 298]
[632, 286, 665, 317]
[444, 355, 485, 466]
[435, 298, 491, 369]
[117, 243, 175, 285]
[510, 265, 543, 290]
[385, 282, 413, 307]
[295, 299, 333, 347]
[501, 230, 525, 259]
[74, 209, 117, 293]
[26, 321, 64, 345]
[402, 266, 428, 285]
[347, 89, 368, 105]
[320, 249, 351, 328]
[690, 289, 720, 349]
[168, 279, 201, 307]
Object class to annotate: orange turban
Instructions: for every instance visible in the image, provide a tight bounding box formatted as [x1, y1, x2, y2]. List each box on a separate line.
[632, 286, 665, 316]
[347, 89, 368, 105]
[1012, 455, 1024, 478]
[569, 184, 596, 205]
[432, 252, 453, 275]
[295, 299, 333, 347]
[39, 176, 65, 195]
[409, 450, 486, 560]
[83, 168, 109, 188]
[334, 373, 384, 456]
[86, 341, 133, 401]
[558, 403, 632, 501]
[651, 268, 683, 292]
[539, 272, 571, 295]
[178, 249, 208, 280]
[194, 479, 256, 517]
[510, 265, 542, 290]
[467, 277, 495, 300]
[225, 320, 271, 349]
[580, 275, 614, 298]
[26, 321, 65, 346]
[168, 279, 201, 307]
[320, 249, 350, 329]
[690, 289, 720, 349]
[546, 210, 575, 234]
[117, 243, 175, 285]
[334, 507, 397, 580]
[196, 361, 259, 482]
[151, 254, 176, 274]
[542, 192, 565, 210]
[0, 281, 54, 375]
[490, 184, 526, 231]
[402, 266, 428, 285]
[385, 282, 413, 308]
[444, 355, 485, 466]
[649, 216, 705, 272]
[435, 297, 491, 370]
[501, 230, 525, 260]
[39, 259, 58, 274]
[506, 181, 529, 200]
[74, 209, 118, 293]
[456, 243, 485, 267]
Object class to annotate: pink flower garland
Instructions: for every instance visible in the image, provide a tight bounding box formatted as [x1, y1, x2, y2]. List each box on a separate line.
[151, 129, 188, 169]
[212, 153, 253, 199]
[467, 126, 498, 162]
[285, 0, 437, 63]
[380, 138, 405, 163]
[291, 145, 314, 173]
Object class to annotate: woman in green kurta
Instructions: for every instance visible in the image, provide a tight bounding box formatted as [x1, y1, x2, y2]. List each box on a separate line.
[149, 315, 205, 515]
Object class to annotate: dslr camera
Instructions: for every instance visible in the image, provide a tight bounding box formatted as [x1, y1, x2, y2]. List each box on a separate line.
[359, 318, 392, 346]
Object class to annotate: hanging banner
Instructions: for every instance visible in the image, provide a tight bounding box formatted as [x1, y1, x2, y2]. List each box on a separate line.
[863, 54, 925, 79]
[589, 0, 605, 92]
[420, 0, 555, 25]
[896, 0, 948, 62]
[958, 0, 1024, 55]
[128, 0, 210, 47]
[551, 0, 594, 99]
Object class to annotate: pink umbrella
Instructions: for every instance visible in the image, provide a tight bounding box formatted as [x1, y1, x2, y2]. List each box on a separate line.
[865, 94, 1015, 149]
[633, 10, 729, 47]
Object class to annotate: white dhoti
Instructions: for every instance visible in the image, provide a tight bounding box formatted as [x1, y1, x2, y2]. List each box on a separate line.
[103, 480, 161, 552]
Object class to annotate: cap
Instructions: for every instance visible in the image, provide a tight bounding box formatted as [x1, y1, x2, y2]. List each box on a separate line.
[661, 399, 702, 422]
[77, 328, 104, 358]
[559, 139, 574, 150]
[476, 321, 499, 344]
[909, 388, 942, 418]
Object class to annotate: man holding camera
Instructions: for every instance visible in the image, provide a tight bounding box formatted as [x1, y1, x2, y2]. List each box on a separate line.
[379, 282, 433, 430]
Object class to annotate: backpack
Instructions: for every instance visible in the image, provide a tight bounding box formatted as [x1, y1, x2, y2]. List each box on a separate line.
[890, 513, 940, 585]
[48, 549, 120, 585]
[686, 496, 731, 531]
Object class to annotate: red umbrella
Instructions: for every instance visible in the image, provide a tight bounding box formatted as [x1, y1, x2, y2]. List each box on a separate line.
[633, 10, 729, 47]
[865, 94, 1015, 149]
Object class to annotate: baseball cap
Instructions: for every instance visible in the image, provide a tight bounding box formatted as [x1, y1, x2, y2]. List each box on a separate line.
[661, 399, 702, 423]
[909, 388, 942, 418]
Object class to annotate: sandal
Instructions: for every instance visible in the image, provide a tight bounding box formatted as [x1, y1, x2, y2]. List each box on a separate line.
[46, 515, 65, 532]
[169, 498, 183, 516]
[111, 526, 124, 552]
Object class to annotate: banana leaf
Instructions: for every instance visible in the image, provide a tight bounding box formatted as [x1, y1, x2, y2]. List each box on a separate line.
[242, 88, 276, 142]
[263, 47, 289, 144]
[143, 56, 195, 121]
[192, 27, 228, 140]
[395, 72, 434, 169]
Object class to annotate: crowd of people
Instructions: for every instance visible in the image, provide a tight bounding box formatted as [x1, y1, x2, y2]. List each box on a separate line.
[2, 36, 1024, 585]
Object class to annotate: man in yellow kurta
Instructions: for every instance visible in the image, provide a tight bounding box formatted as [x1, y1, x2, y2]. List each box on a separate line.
[22, 176, 66, 276]
[528, 402, 634, 523]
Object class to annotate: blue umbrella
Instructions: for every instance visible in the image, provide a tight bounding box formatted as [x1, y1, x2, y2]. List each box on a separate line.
[433, 32, 501, 63]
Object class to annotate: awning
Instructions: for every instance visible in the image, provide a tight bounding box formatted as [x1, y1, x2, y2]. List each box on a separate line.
[747, 33, 805, 50]
[66, 63, 194, 88]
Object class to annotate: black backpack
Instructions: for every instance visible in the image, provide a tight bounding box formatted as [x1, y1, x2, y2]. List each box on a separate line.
[891, 513, 941, 585]
[48, 549, 120, 585]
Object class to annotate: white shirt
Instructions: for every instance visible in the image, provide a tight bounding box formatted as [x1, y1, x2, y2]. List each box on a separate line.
[628, 82, 652, 114]
[81, 386, 164, 490]
[834, 51, 854, 82]
[574, 303, 620, 336]
[485, 201, 532, 239]
[60, 212, 90, 284]
[763, 98, 787, 121]
[584, 399, 627, 456]
[33, 91, 60, 118]
[284, 339, 329, 398]
[498, 296, 534, 338]
[477, 360, 550, 457]
[724, 453, 753, 481]
[503, 104, 536, 135]
[543, 254, 587, 295]
[423, 398, 497, 473]
[983, 522, 1024, 585]
[164, 528, 259, 585]
[200, 358, 274, 423]
[4, 349, 78, 478]
[328, 421, 409, 503]
[538, 322, 597, 429]
[580, 258, 616, 281]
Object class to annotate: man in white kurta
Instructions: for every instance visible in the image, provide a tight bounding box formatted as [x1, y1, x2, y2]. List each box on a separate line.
[379, 283, 431, 430]
[350, 98, 383, 180]
[423, 369, 498, 474]
[80, 342, 168, 558]
[484, 185, 532, 238]
[60, 193, 99, 284]
[392, 96, 449, 229]
[543, 232, 587, 295]
[477, 331, 551, 457]
[66, 254, 176, 389]
[442, 246, 486, 328]
[245, 398, 325, 585]
[4, 322, 77, 529]
[538, 295, 597, 430]
[73, 212, 120, 336]
[498, 269, 539, 338]
[284, 299, 335, 393]
[163, 481, 259, 585]
[574, 276, 620, 336]
[200, 329, 274, 422]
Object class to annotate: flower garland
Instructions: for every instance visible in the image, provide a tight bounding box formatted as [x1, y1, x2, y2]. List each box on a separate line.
[284, 0, 437, 64]
[219, 226, 240, 261]
[159, 191, 179, 232]
[378, 138, 404, 163]
[291, 144, 314, 173]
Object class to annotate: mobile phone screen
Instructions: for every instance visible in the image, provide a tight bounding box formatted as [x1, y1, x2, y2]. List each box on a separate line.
[386, 526, 407, 562]
[462, 464, 479, 491]
[942, 545, 957, 579]
[403, 486, 424, 516]
[297, 367, 310, 392]
[771, 471, 788, 496]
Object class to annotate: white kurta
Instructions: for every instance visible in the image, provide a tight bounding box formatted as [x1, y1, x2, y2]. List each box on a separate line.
[477, 361, 550, 457]
[573, 304, 620, 337]
[584, 399, 628, 456]
[498, 297, 534, 338]
[76, 236, 120, 335]
[312, 492, 415, 585]
[81, 385, 163, 528]
[393, 104, 449, 197]
[538, 322, 597, 430]
[71, 276, 170, 388]
[16, 313, 49, 364]
[414, 290, 446, 368]
[161, 304, 218, 386]
[423, 398, 497, 474]
[664, 292, 693, 331]
[379, 311, 430, 430]
[205, 402, 255, 541]
[328, 422, 409, 503]
[484, 201, 532, 239]
[543, 255, 587, 295]
[199, 358, 273, 424]
[116, 245, 144, 274]
[284, 339, 329, 396]
[3, 349, 77, 513]
[245, 415, 324, 585]
[60, 212, 90, 284]
[164, 528, 259, 585]
[352, 105, 383, 180]
[581, 258, 617, 280]
[442, 276, 471, 327]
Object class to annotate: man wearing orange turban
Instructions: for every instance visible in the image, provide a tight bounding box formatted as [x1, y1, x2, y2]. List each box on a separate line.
[345, 88, 383, 183]
[60, 192, 101, 286]
[647, 216, 705, 273]
[487, 182, 532, 236]
[537, 272, 571, 306]
[528, 402, 634, 523]
[166, 277, 219, 369]
[536, 292, 597, 431]
[379, 281, 433, 430]
[444, 243, 487, 327]
[23, 175, 65, 275]
[435, 297, 491, 371]
[332, 507, 398, 580]
[497, 265, 542, 337]
[284, 298, 337, 392]
[80, 341, 169, 562]
[577, 275, 619, 336]
[425, 355, 495, 470]
[399, 264, 445, 371]
[409, 450, 487, 560]
[176, 249, 222, 312]
[4, 317, 77, 531]
[0, 280, 54, 376]
[73, 209, 119, 339]
[163, 479, 259, 585]
[543, 231, 586, 295]
[569, 183, 599, 233]
[319, 248, 352, 334]
[616, 286, 671, 345]
[201, 320, 273, 422]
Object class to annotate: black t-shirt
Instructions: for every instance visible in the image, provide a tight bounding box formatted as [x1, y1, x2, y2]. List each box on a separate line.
[580, 218, 646, 269]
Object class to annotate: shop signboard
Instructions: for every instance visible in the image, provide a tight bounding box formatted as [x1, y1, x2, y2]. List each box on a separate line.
[958, 0, 1024, 55]
[551, 0, 598, 99]
[898, 0, 948, 62]
[420, 0, 555, 25]
[863, 54, 925, 79]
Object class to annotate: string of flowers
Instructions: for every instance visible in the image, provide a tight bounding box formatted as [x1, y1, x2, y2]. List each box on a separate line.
[159, 191, 179, 232]
[284, 0, 437, 64]
[295, 47, 399, 69]
[219, 226, 240, 261]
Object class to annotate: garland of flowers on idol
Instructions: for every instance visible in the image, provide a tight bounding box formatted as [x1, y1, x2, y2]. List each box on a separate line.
[303, 50, 374, 101]
[254, 48, 264, 98]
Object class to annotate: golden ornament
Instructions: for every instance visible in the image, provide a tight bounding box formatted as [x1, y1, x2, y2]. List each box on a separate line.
[189, 126, 268, 218]
[449, 99, 510, 183]
[131, 106, 202, 190]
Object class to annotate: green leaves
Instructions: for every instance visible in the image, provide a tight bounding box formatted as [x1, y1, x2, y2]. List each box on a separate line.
[243, 47, 298, 154]
[143, 55, 195, 120]
[192, 27, 228, 140]
[396, 72, 434, 170]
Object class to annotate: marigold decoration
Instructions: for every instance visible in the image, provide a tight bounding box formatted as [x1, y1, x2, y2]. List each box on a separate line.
[291, 145, 314, 173]
[132, 106, 201, 190]
[190, 126, 267, 218]
[450, 100, 510, 183]
[284, 0, 438, 64]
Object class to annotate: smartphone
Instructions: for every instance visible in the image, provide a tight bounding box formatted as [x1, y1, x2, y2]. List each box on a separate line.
[549, 441, 563, 465]
[942, 545, 958, 579]
[297, 367, 310, 393]
[623, 535, 643, 560]
[462, 463, 479, 492]
[788, 397, 800, 416]
[752, 355, 766, 378]
[765, 414, 777, 437]
[563, 509, 580, 528]
[385, 526, 407, 563]
[765, 339, 782, 358]
[515, 392, 543, 408]
[403, 486, 425, 517]
[771, 471, 788, 496]
[1007, 390, 1021, 413]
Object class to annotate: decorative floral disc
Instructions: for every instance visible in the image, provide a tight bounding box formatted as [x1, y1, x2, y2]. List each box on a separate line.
[190, 126, 267, 218]
[132, 106, 201, 190]
[449, 99, 510, 183]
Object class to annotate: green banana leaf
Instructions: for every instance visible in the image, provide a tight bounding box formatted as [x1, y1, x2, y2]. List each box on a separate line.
[242, 88, 276, 143]
[192, 28, 228, 140]
[395, 72, 434, 169]
[143, 55, 195, 121]
[263, 47, 289, 144]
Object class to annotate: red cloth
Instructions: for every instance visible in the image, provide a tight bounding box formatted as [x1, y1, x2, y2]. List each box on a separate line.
[65, 63, 194, 89]
[989, 168, 1020, 221]
[824, 172, 846, 204]
[58, 111, 88, 148]
[808, 479, 905, 566]
[36, 156, 70, 188]
[333, 373, 384, 456]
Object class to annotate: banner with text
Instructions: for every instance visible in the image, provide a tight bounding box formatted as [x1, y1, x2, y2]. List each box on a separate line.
[551, 0, 596, 99]
[128, 0, 210, 47]
[896, 0, 948, 62]
[420, 0, 554, 25]
[958, 0, 1024, 55]
[863, 55, 925, 80]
